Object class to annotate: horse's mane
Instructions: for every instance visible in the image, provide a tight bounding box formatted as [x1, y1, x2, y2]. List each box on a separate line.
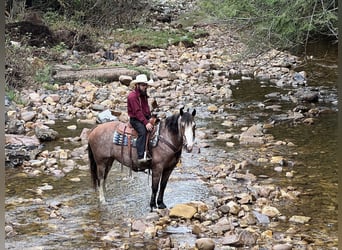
[164, 113, 180, 135]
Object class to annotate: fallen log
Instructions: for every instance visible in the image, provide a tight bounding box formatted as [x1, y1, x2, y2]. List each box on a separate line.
[52, 66, 140, 84]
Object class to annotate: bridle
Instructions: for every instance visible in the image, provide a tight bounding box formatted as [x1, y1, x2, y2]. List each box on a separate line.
[158, 115, 195, 154]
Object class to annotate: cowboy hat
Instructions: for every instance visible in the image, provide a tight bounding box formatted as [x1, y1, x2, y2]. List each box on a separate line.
[131, 74, 154, 85]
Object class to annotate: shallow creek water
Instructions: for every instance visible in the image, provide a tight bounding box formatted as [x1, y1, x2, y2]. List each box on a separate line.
[5, 42, 337, 249]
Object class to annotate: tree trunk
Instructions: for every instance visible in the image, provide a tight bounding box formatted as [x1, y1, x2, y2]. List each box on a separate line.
[52, 66, 140, 84]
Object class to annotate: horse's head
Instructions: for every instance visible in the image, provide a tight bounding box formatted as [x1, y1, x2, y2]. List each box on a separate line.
[180, 107, 196, 153]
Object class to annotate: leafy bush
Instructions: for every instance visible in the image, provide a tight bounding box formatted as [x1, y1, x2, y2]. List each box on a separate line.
[198, 0, 338, 50]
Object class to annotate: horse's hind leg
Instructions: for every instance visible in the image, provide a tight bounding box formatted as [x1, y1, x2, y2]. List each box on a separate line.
[97, 160, 113, 204]
[98, 180, 106, 204]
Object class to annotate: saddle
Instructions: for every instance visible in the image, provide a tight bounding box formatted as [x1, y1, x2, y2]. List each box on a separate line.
[113, 115, 160, 146]
[116, 122, 138, 137]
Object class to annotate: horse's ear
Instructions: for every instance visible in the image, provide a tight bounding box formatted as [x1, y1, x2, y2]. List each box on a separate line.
[192, 109, 196, 116]
[180, 107, 184, 116]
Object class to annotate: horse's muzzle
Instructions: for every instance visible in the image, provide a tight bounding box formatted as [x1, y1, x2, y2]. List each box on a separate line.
[184, 144, 193, 153]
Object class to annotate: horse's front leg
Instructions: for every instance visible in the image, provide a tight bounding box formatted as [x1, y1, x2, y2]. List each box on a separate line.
[150, 168, 162, 211]
[157, 168, 173, 209]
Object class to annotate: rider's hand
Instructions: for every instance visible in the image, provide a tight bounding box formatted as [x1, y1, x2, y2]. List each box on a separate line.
[146, 122, 153, 131]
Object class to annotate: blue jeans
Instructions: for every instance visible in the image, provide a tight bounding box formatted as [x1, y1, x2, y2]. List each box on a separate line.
[130, 118, 148, 159]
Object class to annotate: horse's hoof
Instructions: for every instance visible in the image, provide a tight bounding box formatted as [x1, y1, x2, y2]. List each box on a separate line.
[158, 203, 167, 209]
[100, 199, 107, 205]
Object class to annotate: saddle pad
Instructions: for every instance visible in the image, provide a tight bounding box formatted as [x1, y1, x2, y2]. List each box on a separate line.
[112, 123, 161, 148]
[113, 131, 136, 147]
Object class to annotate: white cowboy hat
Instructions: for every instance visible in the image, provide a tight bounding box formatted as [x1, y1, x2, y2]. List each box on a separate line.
[131, 74, 153, 85]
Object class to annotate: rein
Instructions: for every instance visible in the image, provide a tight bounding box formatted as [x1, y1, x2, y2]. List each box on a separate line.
[158, 117, 184, 153]
[159, 135, 182, 153]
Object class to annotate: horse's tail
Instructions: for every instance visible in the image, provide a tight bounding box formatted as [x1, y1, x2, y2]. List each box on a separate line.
[88, 143, 98, 190]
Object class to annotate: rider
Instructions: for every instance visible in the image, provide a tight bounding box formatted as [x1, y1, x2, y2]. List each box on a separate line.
[127, 74, 154, 164]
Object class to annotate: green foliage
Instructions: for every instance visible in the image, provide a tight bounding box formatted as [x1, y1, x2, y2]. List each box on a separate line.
[5, 87, 25, 105]
[35, 65, 52, 84]
[51, 42, 67, 53]
[198, 0, 338, 50]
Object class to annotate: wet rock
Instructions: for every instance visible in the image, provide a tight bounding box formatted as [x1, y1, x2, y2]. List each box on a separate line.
[226, 201, 240, 215]
[169, 203, 197, 219]
[144, 226, 157, 239]
[5, 134, 41, 167]
[252, 211, 270, 224]
[207, 105, 218, 113]
[20, 111, 37, 122]
[289, 215, 311, 224]
[101, 229, 121, 241]
[195, 238, 215, 250]
[34, 124, 59, 141]
[273, 243, 293, 250]
[6, 119, 25, 134]
[261, 206, 280, 218]
[239, 124, 265, 145]
[209, 217, 233, 235]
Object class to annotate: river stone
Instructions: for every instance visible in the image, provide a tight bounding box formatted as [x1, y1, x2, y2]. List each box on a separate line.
[34, 125, 58, 141]
[67, 125, 77, 130]
[132, 219, 147, 232]
[143, 226, 156, 239]
[169, 204, 197, 219]
[289, 215, 311, 224]
[252, 210, 270, 224]
[209, 217, 232, 234]
[20, 111, 37, 122]
[96, 109, 118, 123]
[239, 124, 265, 145]
[271, 156, 284, 164]
[273, 244, 293, 250]
[261, 206, 280, 217]
[195, 238, 215, 250]
[226, 201, 240, 215]
[119, 75, 132, 86]
[207, 105, 218, 113]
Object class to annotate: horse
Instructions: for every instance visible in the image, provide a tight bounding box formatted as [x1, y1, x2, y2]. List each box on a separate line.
[87, 107, 196, 211]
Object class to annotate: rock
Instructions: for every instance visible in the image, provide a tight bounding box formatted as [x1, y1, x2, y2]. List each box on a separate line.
[252, 211, 270, 224]
[143, 226, 156, 239]
[132, 219, 147, 232]
[5, 134, 41, 167]
[239, 124, 265, 145]
[289, 215, 311, 224]
[209, 217, 233, 234]
[6, 119, 25, 134]
[20, 111, 37, 122]
[195, 238, 215, 250]
[96, 109, 118, 123]
[273, 244, 293, 250]
[222, 233, 240, 245]
[261, 206, 280, 217]
[119, 75, 133, 86]
[34, 124, 59, 141]
[207, 105, 218, 113]
[226, 201, 240, 215]
[169, 203, 197, 219]
[67, 125, 77, 130]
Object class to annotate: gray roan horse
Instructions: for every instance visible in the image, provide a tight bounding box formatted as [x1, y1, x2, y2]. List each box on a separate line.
[88, 107, 196, 211]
